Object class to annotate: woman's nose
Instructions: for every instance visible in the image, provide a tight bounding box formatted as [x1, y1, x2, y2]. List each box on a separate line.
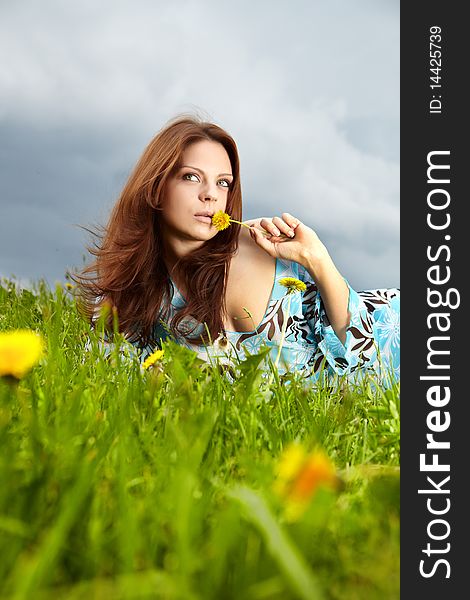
[200, 186, 218, 202]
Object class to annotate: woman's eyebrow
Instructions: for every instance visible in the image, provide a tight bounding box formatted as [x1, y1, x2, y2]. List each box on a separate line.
[180, 165, 233, 177]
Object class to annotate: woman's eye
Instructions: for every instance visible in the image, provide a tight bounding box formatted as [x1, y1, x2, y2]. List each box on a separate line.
[182, 173, 199, 182]
[182, 173, 231, 188]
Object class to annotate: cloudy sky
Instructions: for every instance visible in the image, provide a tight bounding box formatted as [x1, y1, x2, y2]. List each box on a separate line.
[0, 0, 399, 291]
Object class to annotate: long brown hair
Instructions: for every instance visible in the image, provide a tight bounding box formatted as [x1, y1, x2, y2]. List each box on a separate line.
[73, 114, 242, 347]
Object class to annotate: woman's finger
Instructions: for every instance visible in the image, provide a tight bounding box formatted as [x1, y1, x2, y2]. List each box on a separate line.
[259, 218, 282, 237]
[249, 227, 276, 256]
[272, 216, 296, 238]
[281, 213, 301, 230]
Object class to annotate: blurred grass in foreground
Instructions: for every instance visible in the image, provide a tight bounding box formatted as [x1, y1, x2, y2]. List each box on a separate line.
[0, 278, 400, 599]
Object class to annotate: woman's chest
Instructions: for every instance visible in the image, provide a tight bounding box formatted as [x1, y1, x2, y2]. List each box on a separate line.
[223, 254, 277, 333]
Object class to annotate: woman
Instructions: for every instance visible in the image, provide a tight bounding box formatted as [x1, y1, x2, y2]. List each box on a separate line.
[75, 114, 400, 385]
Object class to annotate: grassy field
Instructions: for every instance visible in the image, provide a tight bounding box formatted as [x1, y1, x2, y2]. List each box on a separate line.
[0, 279, 400, 599]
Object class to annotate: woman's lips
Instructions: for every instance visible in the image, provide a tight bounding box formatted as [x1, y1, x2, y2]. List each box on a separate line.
[194, 215, 212, 224]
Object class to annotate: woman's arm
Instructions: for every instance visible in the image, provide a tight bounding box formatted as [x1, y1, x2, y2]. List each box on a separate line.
[248, 213, 350, 344]
[301, 252, 350, 344]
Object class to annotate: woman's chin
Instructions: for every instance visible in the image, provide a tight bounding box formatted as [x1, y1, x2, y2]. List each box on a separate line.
[192, 219, 218, 238]
[187, 224, 218, 243]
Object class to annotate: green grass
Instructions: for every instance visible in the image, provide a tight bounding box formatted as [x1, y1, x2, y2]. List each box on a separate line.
[0, 279, 400, 599]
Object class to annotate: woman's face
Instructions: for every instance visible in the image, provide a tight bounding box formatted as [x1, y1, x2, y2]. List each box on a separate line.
[159, 139, 233, 249]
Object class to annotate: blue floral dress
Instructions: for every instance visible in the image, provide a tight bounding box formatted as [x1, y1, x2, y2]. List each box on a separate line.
[144, 258, 400, 386]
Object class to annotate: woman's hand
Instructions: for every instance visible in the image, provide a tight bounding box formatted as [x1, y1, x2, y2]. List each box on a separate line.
[250, 212, 351, 344]
[249, 213, 329, 270]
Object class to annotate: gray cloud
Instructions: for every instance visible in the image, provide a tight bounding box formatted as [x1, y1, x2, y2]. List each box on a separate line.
[0, 0, 399, 290]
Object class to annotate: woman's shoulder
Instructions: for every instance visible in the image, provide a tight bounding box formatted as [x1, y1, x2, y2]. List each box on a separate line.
[233, 224, 304, 278]
[232, 223, 274, 272]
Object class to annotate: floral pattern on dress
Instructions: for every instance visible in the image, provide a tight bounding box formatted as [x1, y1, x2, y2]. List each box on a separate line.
[139, 258, 400, 386]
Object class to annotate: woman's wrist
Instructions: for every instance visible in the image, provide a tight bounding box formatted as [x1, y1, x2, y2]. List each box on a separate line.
[300, 247, 332, 279]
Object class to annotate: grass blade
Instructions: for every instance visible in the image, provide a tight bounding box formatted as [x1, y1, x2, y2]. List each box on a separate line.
[226, 485, 324, 600]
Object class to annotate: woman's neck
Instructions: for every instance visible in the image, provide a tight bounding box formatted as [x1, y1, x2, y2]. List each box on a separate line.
[162, 237, 204, 277]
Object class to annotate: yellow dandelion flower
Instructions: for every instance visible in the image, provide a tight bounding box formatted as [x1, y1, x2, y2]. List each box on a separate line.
[268, 279, 306, 385]
[0, 330, 45, 379]
[273, 442, 306, 497]
[279, 277, 307, 294]
[211, 211, 232, 231]
[211, 211, 289, 240]
[273, 444, 339, 520]
[142, 349, 165, 370]
[289, 451, 338, 501]
[275, 442, 307, 482]
[212, 211, 258, 233]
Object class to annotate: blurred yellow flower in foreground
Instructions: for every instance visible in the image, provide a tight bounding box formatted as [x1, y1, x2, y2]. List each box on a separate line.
[142, 349, 165, 370]
[0, 330, 45, 379]
[274, 443, 339, 520]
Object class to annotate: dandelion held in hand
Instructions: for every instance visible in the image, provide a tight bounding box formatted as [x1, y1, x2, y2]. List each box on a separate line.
[142, 349, 164, 370]
[211, 211, 286, 238]
[0, 329, 44, 379]
[211, 210, 251, 232]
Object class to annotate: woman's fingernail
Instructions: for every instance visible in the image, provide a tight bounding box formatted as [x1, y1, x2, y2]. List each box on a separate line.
[288, 230, 295, 237]
[273, 229, 281, 236]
